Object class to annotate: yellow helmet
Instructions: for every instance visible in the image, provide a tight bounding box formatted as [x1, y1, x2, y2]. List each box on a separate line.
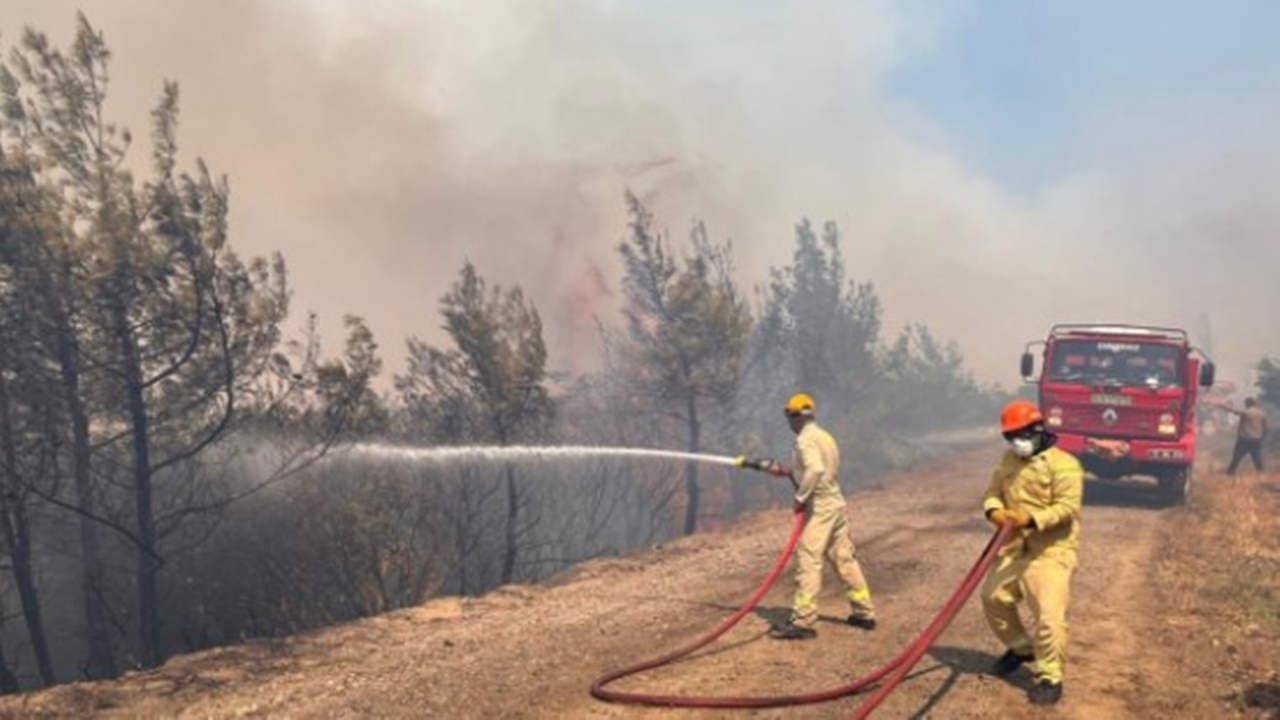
[784, 393, 816, 417]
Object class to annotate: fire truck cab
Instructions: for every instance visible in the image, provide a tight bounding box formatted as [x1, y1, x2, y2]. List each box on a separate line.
[1020, 324, 1216, 505]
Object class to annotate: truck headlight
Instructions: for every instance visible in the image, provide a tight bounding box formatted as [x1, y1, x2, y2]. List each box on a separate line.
[1047, 406, 1063, 427]
[1157, 412, 1177, 435]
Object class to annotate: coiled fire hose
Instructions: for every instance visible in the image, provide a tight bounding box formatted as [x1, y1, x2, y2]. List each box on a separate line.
[589, 458, 1015, 716]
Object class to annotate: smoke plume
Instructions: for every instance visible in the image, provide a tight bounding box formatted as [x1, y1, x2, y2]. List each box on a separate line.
[4, 0, 1277, 387]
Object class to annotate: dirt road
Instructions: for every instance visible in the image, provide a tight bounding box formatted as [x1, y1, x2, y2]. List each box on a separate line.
[5, 446, 1274, 718]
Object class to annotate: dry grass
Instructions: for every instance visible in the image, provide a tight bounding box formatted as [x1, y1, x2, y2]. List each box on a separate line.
[1189, 470, 1279, 624]
[1154, 456, 1280, 717]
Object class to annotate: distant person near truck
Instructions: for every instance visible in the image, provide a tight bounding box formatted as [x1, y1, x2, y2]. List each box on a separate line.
[1217, 397, 1268, 475]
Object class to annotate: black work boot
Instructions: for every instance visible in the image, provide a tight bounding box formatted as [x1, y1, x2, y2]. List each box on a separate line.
[769, 622, 817, 640]
[846, 614, 877, 631]
[1028, 679, 1063, 705]
[992, 649, 1035, 676]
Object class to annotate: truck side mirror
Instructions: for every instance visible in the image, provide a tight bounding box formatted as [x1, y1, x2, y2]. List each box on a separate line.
[1020, 352, 1034, 379]
[1199, 362, 1215, 388]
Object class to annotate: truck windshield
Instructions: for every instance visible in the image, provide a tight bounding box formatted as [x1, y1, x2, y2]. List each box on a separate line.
[1046, 340, 1183, 388]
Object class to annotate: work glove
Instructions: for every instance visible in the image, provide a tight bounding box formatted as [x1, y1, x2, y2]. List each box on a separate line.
[985, 508, 1008, 527]
[1007, 508, 1033, 529]
[986, 507, 1033, 529]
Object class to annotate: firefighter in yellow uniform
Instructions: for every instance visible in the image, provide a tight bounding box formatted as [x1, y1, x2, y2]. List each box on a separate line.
[982, 399, 1083, 706]
[768, 393, 877, 640]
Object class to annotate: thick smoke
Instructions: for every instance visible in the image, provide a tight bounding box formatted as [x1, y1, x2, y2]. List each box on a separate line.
[4, 0, 1277, 387]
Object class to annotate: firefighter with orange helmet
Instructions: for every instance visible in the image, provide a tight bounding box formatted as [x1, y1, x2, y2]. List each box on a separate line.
[981, 398, 1083, 706]
[766, 393, 878, 640]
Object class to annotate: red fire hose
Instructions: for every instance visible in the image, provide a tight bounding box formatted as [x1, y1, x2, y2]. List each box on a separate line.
[849, 521, 1012, 718]
[590, 495, 1014, 714]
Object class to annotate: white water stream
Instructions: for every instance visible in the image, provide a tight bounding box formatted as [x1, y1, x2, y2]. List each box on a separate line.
[340, 443, 745, 469]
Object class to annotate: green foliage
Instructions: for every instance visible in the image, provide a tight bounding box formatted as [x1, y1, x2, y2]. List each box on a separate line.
[0, 14, 380, 675]
[310, 316, 388, 438]
[397, 260, 553, 443]
[760, 219, 881, 414]
[612, 191, 753, 534]
[3, 12, 295, 467]
[746, 219, 999, 480]
[879, 323, 1002, 433]
[1255, 357, 1280, 452]
[617, 196, 752, 407]
[1257, 357, 1280, 407]
[395, 259, 553, 584]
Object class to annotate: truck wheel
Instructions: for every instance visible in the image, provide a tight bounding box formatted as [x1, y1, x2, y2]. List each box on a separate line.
[1159, 469, 1190, 506]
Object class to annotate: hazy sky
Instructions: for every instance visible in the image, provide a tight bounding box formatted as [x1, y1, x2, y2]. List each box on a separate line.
[3, 1, 1278, 390]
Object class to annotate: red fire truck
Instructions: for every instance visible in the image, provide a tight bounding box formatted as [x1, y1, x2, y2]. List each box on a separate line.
[1020, 324, 1216, 504]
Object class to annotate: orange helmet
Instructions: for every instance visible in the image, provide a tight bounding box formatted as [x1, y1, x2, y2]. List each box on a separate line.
[784, 393, 816, 417]
[1000, 399, 1044, 433]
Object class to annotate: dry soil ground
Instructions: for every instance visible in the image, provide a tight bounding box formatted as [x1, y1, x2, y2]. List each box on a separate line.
[3, 444, 1278, 719]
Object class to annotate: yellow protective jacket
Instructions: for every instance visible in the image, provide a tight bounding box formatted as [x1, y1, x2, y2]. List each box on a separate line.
[982, 446, 1083, 563]
[791, 422, 844, 507]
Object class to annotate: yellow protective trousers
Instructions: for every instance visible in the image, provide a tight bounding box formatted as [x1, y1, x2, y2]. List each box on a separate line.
[791, 496, 875, 628]
[981, 550, 1074, 684]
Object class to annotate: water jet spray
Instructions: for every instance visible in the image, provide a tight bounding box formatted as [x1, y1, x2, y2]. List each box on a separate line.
[340, 442, 788, 474]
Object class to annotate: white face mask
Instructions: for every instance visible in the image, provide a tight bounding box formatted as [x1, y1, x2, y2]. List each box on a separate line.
[1010, 437, 1036, 459]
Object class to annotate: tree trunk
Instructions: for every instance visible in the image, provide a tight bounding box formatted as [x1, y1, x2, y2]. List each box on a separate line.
[8, 508, 53, 685]
[53, 332, 117, 679]
[500, 464, 519, 585]
[0, 380, 55, 686]
[113, 303, 162, 669]
[0, 638, 19, 694]
[453, 471, 474, 596]
[498, 421, 520, 586]
[682, 392, 702, 536]
[454, 493, 469, 596]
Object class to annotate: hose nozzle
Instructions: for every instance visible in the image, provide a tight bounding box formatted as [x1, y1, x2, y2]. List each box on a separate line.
[736, 456, 789, 476]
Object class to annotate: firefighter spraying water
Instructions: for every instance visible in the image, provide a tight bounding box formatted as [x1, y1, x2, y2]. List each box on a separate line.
[749, 393, 878, 640]
[341, 401, 1026, 713]
[339, 392, 1023, 713]
[588, 392, 1026, 717]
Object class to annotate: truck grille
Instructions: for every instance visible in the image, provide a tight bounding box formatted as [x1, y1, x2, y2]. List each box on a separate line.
[1056, 405, 1167, 438]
